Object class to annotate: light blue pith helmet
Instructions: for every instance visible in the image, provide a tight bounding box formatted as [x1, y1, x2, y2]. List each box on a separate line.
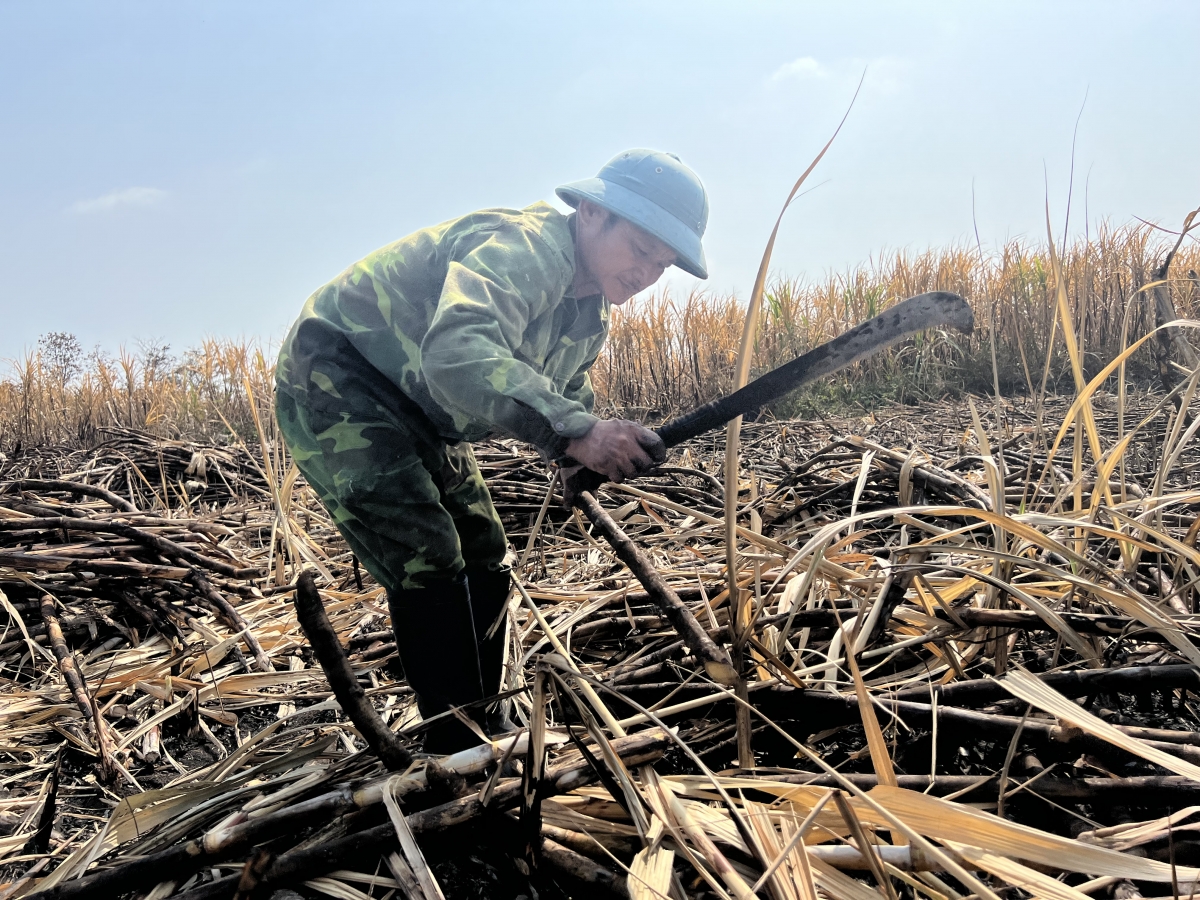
[556, 148, 710, 279]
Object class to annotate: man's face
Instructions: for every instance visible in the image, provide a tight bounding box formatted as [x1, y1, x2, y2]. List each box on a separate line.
[576, 201, 677, 305]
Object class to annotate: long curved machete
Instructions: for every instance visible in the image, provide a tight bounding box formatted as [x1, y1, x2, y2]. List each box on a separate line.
[654, 290, 974, 448]
[564, 291, 973, 492]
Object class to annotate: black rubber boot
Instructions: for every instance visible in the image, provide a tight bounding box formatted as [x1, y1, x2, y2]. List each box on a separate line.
[388, 575, 485, 755]
[465, 566, 518, 735]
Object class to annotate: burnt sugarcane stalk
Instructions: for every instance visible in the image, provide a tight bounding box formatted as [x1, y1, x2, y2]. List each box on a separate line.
[0, 517, 260, 579]
[293, 571, 412, 771]
[578, 604, 1145, 649]
[26, 734, 542, 900]
[5, 478, 140, 513]
[767, 691, 1200, 762]
[39, 596, 117, 783]
[168, 728, 668, 900]
[887, 662, 1200, 707]
[749, 772, 1200, 806]
[538, 836, 625, 894]
[575, 491, 737, 686]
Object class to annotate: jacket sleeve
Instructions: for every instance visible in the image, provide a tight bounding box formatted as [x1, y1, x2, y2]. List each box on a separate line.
[420, 224, 599, 452]
[560, 326, 608, 414]
[561, 369, 596, 413]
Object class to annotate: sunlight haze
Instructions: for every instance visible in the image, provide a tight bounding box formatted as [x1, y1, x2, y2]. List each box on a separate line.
[1, 0, 1196, 361]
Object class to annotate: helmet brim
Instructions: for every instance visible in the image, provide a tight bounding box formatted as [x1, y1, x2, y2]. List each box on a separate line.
[557, 178, 709, 280]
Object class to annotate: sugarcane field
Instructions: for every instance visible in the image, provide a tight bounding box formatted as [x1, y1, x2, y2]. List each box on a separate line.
[3, 5, 1200, 900]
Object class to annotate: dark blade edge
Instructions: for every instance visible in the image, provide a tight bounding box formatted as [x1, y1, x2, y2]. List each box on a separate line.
[654, 291, 973, 449]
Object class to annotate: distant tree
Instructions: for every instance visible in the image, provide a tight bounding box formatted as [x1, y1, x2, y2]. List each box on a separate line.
[87, 343, 114, 370]
[37, 332, 82, 386]
[136, 338, 176, 383]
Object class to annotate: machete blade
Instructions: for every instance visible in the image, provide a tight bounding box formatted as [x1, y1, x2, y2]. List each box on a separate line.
[562, 290, 973, 500]
[655, 290, 973, 448]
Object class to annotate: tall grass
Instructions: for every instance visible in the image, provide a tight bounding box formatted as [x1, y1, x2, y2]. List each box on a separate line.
[593, 220, 1200, 417]
[0, 337, 275, 452]
[1, 219, 1197, 452]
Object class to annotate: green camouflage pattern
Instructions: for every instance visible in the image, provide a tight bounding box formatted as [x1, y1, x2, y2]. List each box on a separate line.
[276, 384, 508, 591]
[275, 202, 608, 588]
[276, 201, 609, 454]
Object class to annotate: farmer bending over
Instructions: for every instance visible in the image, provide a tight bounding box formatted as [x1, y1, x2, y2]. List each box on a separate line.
[275, 149, 710, 753]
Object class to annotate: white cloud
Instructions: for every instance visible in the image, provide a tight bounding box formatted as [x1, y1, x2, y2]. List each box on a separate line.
[69, 187, 168, 215]
[770, 56, 828, 83]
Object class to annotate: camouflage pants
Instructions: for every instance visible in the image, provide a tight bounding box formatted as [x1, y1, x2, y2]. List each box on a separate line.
[275, 378, 509, 592]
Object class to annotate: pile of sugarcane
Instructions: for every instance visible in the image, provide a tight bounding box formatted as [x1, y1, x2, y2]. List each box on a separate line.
[4, 392, 1200, 900]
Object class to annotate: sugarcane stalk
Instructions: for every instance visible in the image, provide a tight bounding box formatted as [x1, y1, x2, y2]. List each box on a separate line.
[5, 479, 139, 513]
[293, 570, 412, 771]
[575, 601, 1146, 647]
[187, 570, 273, 672]
[749, 772, 1200, 806]
[539, 836, 626, 894]
[574, 491, 736, 686]
[887, 662, 1200, 707]
[773, 689, 1200, 760]
[24, 732, 549, 900]
[166, 728, 668, 900]
[39, 595, 116, 783]
[0, 517, 260, 579]
[0, 550, 190, 579]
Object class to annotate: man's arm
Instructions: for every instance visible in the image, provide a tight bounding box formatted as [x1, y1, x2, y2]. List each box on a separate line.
[422, 224, 664, 479]
[420, 224, 598, 454]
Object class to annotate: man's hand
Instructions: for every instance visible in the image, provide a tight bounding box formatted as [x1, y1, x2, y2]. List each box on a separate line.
[566, 419, 665, 484]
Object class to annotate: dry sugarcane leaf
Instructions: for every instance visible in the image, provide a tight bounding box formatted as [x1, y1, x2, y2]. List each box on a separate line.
[997, 666, 1200, 782]
[742, 798, 809, 900]
[950, 843, 1096, 900]
[1078, 808, 1200, 852]
[846, 648, 897, 788]
[382, 775, 445, 900]
[628, 818, 676, 900]
[861, 785, 1200, 884]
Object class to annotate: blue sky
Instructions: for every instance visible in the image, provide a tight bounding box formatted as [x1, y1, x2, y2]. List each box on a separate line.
[1, 1, 1197, 363]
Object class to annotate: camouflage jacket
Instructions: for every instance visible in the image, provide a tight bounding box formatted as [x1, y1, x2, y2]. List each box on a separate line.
[276, 202, 609, 454]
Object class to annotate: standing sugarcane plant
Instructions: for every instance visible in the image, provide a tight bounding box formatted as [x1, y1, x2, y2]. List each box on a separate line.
[724, 79, 862, 765]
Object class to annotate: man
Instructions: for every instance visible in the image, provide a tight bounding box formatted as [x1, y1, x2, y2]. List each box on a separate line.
[275, 149, 709, 752]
